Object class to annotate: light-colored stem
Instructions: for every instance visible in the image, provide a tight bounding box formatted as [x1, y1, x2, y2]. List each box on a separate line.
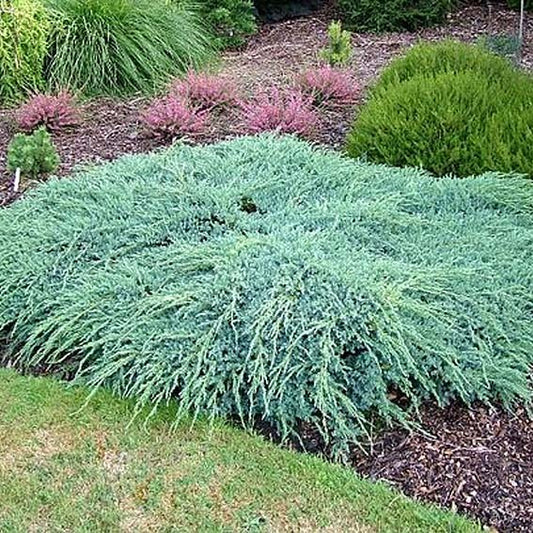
[14, 168, 21, 193]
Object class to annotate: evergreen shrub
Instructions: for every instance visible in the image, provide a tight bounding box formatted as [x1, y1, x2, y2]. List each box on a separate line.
[1, 135, 531, 454]
[195, 0, 256, 48]
[0, 0, 50, 104]
[347, 41, 533, 177]
[7, 127, 60, 178]
[338, 0, 455, 33]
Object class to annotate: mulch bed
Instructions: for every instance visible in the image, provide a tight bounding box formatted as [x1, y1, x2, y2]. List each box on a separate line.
[352, 404, 533, 531]
[1, 2, 533, 530]
[256, 401, 533, 531]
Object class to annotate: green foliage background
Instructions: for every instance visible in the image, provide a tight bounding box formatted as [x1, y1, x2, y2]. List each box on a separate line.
[45, 0, 215, 96]
[338, 0, 455, 32]
[1, 135, 532, 454]
[194, 0, 256, 48]
[0, 0, 50, 104]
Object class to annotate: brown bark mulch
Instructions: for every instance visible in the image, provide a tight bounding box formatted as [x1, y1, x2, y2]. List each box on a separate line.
[256, 401, 533, 531]
[352, 404, 533, 532]
[1, 3, 533, 531]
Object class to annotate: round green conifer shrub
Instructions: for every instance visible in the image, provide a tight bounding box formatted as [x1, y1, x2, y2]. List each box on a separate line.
[44, 0, 215, 96]
[375, 40, 516, 90]
[338, 0, 455, 33]
[7, 127, 60, 178]
[1, 135, 532, 455]
[347, 41, 533, 178]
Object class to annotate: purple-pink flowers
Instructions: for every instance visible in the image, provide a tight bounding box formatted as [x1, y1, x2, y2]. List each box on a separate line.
[16, 92, 81, 132]
[170, 71, 237, 110]
[142, 97, 207, 138]
[241, 88, 318, 136]
[298, 66, 360, 105]
[142, 72, 237, 137]
[142, 67, 359, 139]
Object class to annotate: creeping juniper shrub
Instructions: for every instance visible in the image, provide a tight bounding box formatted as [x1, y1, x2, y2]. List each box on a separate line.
[7, 127, 60, 178]
[0, 136, 531, 456]
[477, 34, 521, 62]
[347, 41, 533, 177]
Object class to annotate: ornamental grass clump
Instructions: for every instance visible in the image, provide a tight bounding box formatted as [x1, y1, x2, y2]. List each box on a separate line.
[44, 0, 214, 96]
[0, 135, 532, 456]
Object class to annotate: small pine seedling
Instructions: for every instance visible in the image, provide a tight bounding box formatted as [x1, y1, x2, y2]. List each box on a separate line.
[320, 21, 352, 67]
[7, 127, 60, 180]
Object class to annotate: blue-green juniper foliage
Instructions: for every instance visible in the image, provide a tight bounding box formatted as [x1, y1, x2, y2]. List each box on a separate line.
[0, 135, 532, 455]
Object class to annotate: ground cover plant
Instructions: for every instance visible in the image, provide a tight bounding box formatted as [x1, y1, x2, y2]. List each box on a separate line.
[298, 65, 359, 105]
[0, 369, 478, 531]
[142, 96, 208, 138]
[0, 135, 532, 457]
[0, 0, 50, 104]
[170, 71, 238, 110]
[44, 0, 214, 96]
[241, 88, 318, 135]
[347, 41, 533, 177]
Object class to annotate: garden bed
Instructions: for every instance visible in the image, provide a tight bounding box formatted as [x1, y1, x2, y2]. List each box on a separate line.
[1, 3, 532, 531]
[1, 2, 531, 206]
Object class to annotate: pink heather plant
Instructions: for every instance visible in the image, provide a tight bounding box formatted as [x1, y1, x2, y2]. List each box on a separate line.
[298, 66, 360, 105]
[241, 87, 318, 137]
[170, 71, 237, 110]
[142, 95, 207, 138]
[16, 92, 81, 132]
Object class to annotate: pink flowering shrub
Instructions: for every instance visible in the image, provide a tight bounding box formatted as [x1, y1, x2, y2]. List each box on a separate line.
[241, 87, 318, 137]
[142, 95, 207, 138]
[298, 66, 360, 105]
[171, 71, 237, 110]
[16, 92, 81, 132]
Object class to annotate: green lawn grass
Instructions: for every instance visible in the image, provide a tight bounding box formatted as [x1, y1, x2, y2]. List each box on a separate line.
[0, 369, 479, 532]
